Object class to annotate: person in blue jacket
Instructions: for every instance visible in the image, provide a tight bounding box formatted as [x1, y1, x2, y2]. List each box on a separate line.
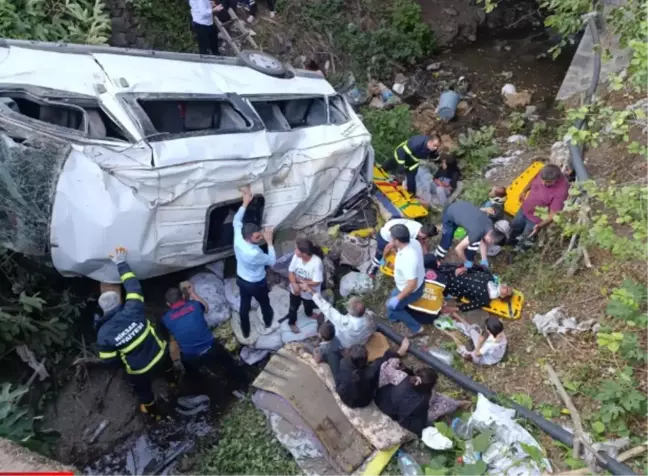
[382, 134, 441, 197]
[95, 247, 171, 416]
[161, 283, 243, 387]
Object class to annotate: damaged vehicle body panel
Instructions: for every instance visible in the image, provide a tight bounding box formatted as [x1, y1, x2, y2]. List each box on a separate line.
[0, 40, 373, 282]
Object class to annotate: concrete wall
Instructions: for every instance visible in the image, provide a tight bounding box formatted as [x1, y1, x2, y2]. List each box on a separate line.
[556, 2, 631, 101]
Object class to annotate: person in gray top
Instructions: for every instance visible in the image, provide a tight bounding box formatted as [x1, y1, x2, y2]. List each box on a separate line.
[434, 200, 506, 270]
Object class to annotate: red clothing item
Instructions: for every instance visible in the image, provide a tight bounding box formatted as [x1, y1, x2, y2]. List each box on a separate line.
[522, 174, 570, 224]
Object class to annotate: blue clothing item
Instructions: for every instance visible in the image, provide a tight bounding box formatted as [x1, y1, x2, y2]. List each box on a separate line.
[396, 135, 439, 164]
[387, 285, 425, 333]
[162, 300, 213, 357]
[233, 206, 276, 283]
[96, 262, 167, 375]
[509, 208, 535, 242]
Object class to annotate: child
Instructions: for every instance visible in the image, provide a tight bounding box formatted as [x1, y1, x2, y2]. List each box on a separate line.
[431, 155, 461, 205]
[480, 186, 507, 222]
[447, 315, 507, 366]
[317, 320, 336, 353]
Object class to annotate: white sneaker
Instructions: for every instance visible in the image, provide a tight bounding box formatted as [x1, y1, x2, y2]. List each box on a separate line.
[247, 15, 255, 23]
[269, 11, 276, 18]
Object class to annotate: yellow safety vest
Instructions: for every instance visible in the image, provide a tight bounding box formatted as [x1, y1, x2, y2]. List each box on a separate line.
[393, 141, 420, 171]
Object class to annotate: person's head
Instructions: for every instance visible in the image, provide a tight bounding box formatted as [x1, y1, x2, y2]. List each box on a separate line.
[98, 291, 121, 315]
[441, 155, 458, 170]
[165, 287, 184, 306]
[489, 185, 507, 199]
[486, 316, 504, 338]
[295, 238, 322, 261]
[417, 224, 438, 245]
[389, 224, 411, 249]
[318, 321, 335, 342]
[484, 228, 507, 246]
[243, 222, 263, 244]
[427, 134, 441, 152]
[348, 344, 368, 369]
[539, 164, 562, 187]
[346, 296, 366, 317]
[410, 367, 438, 394]
[498, 284, 514, 301]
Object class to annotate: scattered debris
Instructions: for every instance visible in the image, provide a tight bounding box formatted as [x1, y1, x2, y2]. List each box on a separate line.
[392, 73, 407, 95]
[532, 307, 599, 336]
[443, 7, 458, 16]
[422, 427, 453, 450]
[549, 141, 570, 169]
[501, 83, 517, 96]
[500, 71, 513, 80]
[339, 271, 374, 297]
[507, 135, 528, 144]
[88, 419, 110, 444]
[427, 62, 442, 71]
[456, 100, 471, 117]
[438, 90, 461, 121]
[505, 91, 532, 108]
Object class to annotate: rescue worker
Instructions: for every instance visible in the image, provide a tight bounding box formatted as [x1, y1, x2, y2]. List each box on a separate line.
[382, 134, 441, 198]
[96, 247, 171, 416]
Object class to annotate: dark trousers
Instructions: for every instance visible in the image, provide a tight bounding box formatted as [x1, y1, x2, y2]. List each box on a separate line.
[434, 211, 479, 263]
[193, 22, 219, 55]
[183, 340, 242, 383]
[237, 277, 274, 338]
[127, 351, 173, 405]
[286, 293, 316, 325]
[382, 155, 419, 196]
[246, 0, 275, 16]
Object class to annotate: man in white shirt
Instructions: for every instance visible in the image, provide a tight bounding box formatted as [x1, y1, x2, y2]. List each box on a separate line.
[369, 219, 437, 278]
[386, 224, 426, 336]
[309, 291, 376, 348]
[189, 0, 221, 55]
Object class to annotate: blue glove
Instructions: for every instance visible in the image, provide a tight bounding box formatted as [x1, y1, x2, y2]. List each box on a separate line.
[379, 258, 386, 266]
[387, 296, 400, 310]
[463, 261, 473, 269]
[480, 259, 489, 268]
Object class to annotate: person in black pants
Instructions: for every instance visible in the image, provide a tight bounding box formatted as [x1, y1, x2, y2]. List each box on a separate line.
[286, 238, 325, 334]
[189, 0, 220, 55]
[193, 22, 220, 55]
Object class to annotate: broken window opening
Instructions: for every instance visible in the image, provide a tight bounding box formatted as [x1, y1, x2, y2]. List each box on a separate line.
[138, 99, 252, 136]
[251, 97, 328, 131]
[329, 95, 350, 125]
[204, 196, 265, 254]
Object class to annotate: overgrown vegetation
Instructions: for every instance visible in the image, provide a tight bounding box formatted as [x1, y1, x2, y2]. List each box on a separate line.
[198, 398, 298, 475]
[451, 126, 499, 176]
[361, 105, 416, 163]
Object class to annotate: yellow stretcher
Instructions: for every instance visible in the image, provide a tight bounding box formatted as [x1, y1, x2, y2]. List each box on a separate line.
[380, 254, 524, 320]
[504, 161, 544, 216]
[373, 166, 429, 219]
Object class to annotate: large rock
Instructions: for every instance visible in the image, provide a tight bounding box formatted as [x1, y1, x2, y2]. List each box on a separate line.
[0, 438, 76, 472]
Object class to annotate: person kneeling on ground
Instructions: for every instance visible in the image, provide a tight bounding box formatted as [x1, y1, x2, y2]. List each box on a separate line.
[314, 343, 381, 409]
[374, 338, 470, 436]
[307, 285, 376, 349]
[430, 155, 461, 206]
[438, 264, 514, 314]
[161, 284, 244, 387]
[94, 247, 171, 417]
[480, 186, 507, 222]
[286, 238, 325, 334]
[369, 218, 438, 278]
[444, 315, 507, 366]
[386, 224, 427, 337]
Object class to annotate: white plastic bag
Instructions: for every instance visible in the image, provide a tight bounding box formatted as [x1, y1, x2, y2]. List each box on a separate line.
[339, 271, 374, 297]
[190, 272, 230, 327]
[422, 427, 453, 450]
[224, 277, 259, 312]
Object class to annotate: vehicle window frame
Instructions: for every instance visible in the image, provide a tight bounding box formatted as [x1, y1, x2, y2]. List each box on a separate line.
[120, 92, 264, 141]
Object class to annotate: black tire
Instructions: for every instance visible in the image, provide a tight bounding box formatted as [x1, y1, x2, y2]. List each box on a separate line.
[237, 50, 287, 78]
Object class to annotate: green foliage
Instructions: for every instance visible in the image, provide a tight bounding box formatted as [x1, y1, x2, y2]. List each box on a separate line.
[590, 370, 647, 435]
[519, 442, 546, 464]
[607, 0, 648, 90]
[129, 0, 196, 52]
[0, 0, 111, 44]
[511, 393, 534, 410]
[606, 279, 647, 325]
[198, 398, 298, 475]
[452, 126, 499, 175]
[460, 178, 491, 206]
[507, 112, 527, 134]
[361, 105, 416, 163]
[617, 332, 647, 365]
[596, 331, 623, 353]
[528, 121, 548, 147]
[471, 429, 493, 453]
[541, 0, 593, 59]
[287, 0, 434, 78]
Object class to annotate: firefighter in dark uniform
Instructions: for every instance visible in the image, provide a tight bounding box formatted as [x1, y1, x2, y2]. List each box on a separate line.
[96, 247, 171, 416]
[383, 134, 442, 198]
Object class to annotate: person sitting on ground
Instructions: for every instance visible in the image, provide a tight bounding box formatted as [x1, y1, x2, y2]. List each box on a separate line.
[434, 200, 507, 270]
[382, 134, 441, 199]
[161, 284, 243, 387]
[430, 155, 461, 206]
[286, 238, 325, 334]
[94, 247, 171, 417]
[317, 320, 337, 353]
[314, 343, 381, 409]
[480, 186, 507, 222]
[306, 284, 376, 348]
[374, 338, 470, 436]
[443, 315, 507, 366]
[509, 163, 570, 244]
[386, 224, 426, 337]
[437, 263, 514, 315]
[233, 185, 276, 339]
[369, 218, 438, 278]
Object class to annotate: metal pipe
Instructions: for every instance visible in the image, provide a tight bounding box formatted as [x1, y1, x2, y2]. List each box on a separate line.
[376, 322, 636, 476]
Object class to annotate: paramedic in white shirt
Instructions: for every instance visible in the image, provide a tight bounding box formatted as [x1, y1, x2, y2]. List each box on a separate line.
[287, 238, 325, 334]
[233, 186, 276, 338]
[369, 219, 437, 277]
[189, 0, 221, 55]
[309, 292, 376, 348]
[386, 224, 426, 336]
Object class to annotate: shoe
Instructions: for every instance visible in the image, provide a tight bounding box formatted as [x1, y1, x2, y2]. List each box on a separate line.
[269, 10, 276, 18]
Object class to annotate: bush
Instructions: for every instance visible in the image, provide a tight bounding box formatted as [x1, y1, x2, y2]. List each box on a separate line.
[452, 126, 499, 176]
[0, 0, 111, 44]
[361, 105, 416, 163]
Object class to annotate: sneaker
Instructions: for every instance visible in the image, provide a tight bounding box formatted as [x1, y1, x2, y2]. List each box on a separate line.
[269, 10, 276, 18]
